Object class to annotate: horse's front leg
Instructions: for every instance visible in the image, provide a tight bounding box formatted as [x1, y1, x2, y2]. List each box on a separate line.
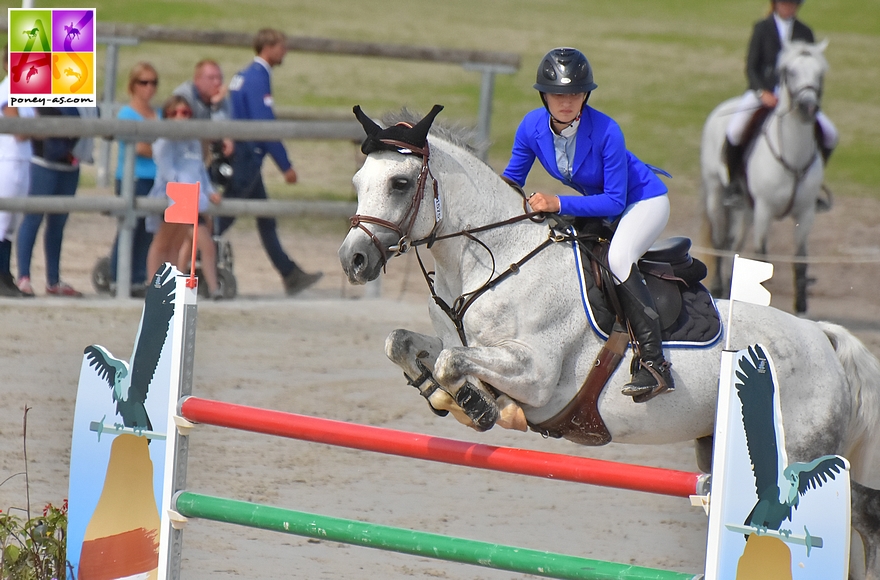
[792, 209, 815, 315]
[434, 343, 557, 432]
[384, 330, 527, 432]
[385, 329, 455, 415]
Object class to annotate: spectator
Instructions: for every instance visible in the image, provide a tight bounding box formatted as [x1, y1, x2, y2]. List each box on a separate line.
[16, 107, 83, 297]
[219, 28, 322, 296]
[145, 96, 222, 299]
[173, 59, 232, 122]
[109, 62, 159, 295]
[172, 59, 235, 200]
[0, 44, 35, 297]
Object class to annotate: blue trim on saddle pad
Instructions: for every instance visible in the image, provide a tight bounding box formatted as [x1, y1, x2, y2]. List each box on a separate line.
[569, 234, 723, 350]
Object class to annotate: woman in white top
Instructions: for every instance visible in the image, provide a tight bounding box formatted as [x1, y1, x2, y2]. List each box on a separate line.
[0, 44, 36, 296]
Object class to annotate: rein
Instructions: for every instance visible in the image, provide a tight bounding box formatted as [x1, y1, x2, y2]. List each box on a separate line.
[348, 137, 562, 347]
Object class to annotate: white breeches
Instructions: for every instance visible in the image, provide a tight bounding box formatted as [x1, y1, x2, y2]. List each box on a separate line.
[608, 194, 670, 284]
[726, 89, 838, 149]
[0, 158, 30, 241]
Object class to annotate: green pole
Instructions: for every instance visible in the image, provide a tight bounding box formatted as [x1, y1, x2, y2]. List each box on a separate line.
[174, 492, 701, 580]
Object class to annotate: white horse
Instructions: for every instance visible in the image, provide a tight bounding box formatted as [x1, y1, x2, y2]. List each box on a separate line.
[338, 107, 880, 578]
[701, 40, 828, 314]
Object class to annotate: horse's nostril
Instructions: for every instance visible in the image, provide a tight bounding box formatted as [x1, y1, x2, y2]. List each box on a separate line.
[352, 252, 366, 272]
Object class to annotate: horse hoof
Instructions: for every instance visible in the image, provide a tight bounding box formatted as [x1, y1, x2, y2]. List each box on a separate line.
[454, 383, 498, 432]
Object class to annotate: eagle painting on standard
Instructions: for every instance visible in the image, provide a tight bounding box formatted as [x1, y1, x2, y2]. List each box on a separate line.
[66, 264, 182, 580]
[709, 344, 851, 580]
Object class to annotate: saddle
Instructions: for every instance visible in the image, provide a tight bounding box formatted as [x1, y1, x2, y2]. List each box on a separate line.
[529, 218, 721, 446]
[580, 231, 720, 344]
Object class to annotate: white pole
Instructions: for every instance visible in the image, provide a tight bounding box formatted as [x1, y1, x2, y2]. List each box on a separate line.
[21, 0, 35, 8]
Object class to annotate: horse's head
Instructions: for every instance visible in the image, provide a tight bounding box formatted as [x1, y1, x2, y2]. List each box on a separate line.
[777, 39, 829, 123]
[339, 106, 445, 284]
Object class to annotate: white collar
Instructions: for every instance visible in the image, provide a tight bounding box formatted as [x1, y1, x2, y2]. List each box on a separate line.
[549, 115, 580, 139]
[254, 56, 272, 74]
[773, 12, 794, 41]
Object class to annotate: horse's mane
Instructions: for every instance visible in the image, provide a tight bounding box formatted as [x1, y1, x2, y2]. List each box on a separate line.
[381, 108, 488, 157]
[777, 39, 828, 73]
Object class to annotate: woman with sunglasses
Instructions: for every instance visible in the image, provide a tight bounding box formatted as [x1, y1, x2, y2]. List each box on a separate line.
[145, 95, 222, 299]
[108, 61, 160, 296]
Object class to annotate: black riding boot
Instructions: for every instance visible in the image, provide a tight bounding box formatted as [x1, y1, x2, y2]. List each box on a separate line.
[723, 137, 747, 208]
[617, 266, 674, 401]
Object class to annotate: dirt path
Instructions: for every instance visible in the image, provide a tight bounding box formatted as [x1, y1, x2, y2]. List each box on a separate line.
[1, 189, 878, 578]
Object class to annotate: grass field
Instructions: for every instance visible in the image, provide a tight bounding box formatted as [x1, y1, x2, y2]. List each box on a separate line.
[30, 0, 880, 200]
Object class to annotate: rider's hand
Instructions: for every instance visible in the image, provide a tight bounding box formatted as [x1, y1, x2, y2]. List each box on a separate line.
[284, 167, 298, 184]
[759, 90, 778, 108]
[528, 192, 561, 213]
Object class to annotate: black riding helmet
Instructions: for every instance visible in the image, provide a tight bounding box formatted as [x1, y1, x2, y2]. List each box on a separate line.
[534, 47, 598, 95]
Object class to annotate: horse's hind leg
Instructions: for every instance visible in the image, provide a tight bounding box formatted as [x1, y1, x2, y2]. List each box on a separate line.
[851, 481, 880, 580]
[695, 436, 714, 473]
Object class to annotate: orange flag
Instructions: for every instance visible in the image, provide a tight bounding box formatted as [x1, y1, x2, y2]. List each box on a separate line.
[164, 182, 200, 227]
[164, 182, 201, 289]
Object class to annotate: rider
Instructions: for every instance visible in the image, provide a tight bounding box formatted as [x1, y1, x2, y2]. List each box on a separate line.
[724, 0, 838, 207]
[502, 47, 675, 401]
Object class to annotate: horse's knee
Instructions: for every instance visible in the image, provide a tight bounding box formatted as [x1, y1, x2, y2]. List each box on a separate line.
[434, 348, 468, 391]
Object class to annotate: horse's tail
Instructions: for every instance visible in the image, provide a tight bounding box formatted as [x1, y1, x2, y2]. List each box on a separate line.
[819, 321, 880, 486]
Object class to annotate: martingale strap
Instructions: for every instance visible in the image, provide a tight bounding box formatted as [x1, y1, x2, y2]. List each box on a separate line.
[415, 234, 557, 347]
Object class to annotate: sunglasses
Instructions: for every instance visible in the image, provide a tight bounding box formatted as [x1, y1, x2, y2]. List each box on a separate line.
[169, 108, 192, 118]
[135, 78, 158, 86]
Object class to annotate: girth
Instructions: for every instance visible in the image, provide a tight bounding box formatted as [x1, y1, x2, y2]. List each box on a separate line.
[528, 329, 629, 446]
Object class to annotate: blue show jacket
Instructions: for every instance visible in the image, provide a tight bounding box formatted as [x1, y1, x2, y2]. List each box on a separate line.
[502, 106, 667, 219]
[228, 58, 292, 172]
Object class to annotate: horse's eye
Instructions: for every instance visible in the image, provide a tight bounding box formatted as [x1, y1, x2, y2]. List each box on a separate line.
[391, 177, 411, 192]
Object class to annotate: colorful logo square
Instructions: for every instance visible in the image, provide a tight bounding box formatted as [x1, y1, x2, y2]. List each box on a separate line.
[52, 52, 93, 94]
[8, 51, 52, 94]
[52, 10, 95, 53]
[8, 9, 53, 53]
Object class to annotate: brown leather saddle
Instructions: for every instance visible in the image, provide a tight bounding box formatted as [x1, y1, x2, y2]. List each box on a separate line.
[528, 219, 721, 445]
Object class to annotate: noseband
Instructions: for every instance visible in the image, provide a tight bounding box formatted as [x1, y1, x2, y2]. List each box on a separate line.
[348, 139, 440, 269]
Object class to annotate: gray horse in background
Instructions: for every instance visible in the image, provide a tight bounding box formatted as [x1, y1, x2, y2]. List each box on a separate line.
[701, 40, 829, 315]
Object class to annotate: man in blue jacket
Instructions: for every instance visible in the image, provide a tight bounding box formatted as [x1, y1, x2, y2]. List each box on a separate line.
[219, 28, 321, 295]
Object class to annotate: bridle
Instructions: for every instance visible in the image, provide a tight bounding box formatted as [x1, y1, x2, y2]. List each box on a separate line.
[760, 59, 822, 217]
[348, 139, 440, 268]
[346, 137, 561, 346]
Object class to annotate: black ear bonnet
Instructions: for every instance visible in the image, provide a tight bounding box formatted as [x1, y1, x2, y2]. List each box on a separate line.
[353, 104, 444, 157]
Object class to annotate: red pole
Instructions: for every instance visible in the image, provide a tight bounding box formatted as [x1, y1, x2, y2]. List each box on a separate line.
[179, 396, 703, 498]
